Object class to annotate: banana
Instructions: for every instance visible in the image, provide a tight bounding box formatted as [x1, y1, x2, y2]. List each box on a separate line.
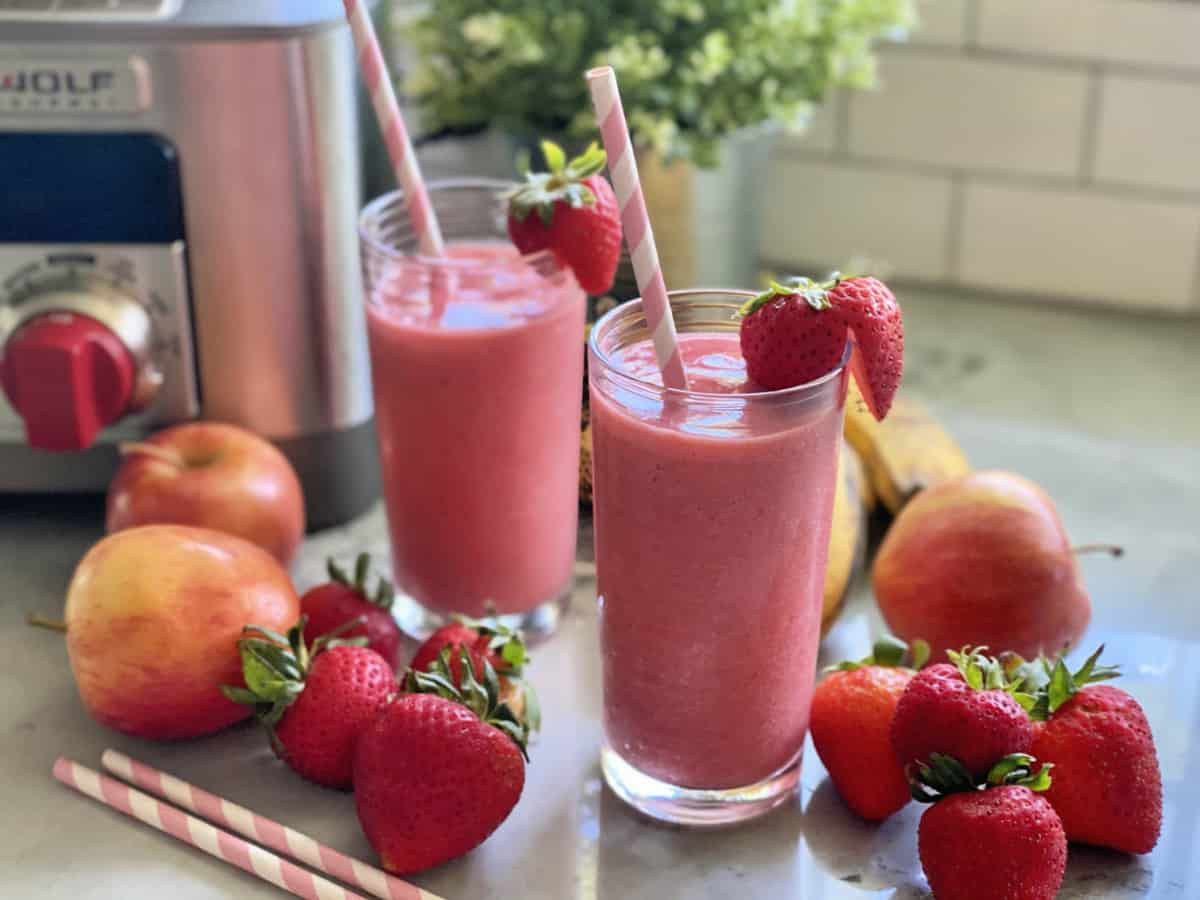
[843, 383, 970, 515]
[579, 417, 594, 508]
[823, 441, 869, 635]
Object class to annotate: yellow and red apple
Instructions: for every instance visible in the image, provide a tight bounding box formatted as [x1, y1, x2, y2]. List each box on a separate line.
[873, 470, 1098, 660]
[64, 525, 300, 739]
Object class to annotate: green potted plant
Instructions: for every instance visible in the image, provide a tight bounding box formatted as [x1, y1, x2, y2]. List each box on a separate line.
[393, 0, 916, 291]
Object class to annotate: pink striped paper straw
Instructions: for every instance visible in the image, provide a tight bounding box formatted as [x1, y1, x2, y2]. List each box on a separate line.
[586, 66, 688, 390]
[343, 0, 445, 257]
[101, 750, 438, 900]
[53, 757, 371, 900]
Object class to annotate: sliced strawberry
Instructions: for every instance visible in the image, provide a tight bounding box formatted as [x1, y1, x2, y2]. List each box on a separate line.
[506, 140, 622, 296]
[829, 276, 904, 420]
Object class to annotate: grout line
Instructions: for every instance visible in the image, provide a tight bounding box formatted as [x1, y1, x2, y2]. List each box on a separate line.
[1191, 221, 1200, 310]
[881, 40, 1200, 84]
[945, 172, 967, 282]
[758, 255, 1199, 319]
[1077, 66, 1105, 184]
[770, 146, 1200, 207]
[964, 0, 981, 49]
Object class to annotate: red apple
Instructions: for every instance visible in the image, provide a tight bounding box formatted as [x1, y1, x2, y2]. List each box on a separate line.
[872, 470, 1107, 661]
[106, 422, 305, 564]
[65, 525, 301, 739]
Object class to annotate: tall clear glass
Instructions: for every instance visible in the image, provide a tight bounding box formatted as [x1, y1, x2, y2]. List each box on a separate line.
[359, 180, 586, 639]
[588, 290, 849, 825]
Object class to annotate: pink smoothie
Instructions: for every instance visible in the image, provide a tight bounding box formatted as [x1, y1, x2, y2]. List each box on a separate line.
[367, 242, 585, 616]
[591, 332, 846, 789]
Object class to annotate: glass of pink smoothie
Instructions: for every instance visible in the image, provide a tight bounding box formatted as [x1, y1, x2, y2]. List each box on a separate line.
[359, 180, 586, 639]
[588, 289, 850, 825]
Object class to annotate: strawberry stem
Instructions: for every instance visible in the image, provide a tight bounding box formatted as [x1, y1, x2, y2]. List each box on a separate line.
[118, 441, 185, 469]
[27, 613, 67, 633]
[1071, 543, 1124, 558]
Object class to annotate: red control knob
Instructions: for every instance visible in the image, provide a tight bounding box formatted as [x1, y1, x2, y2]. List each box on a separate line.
[1, 312, 137, 451]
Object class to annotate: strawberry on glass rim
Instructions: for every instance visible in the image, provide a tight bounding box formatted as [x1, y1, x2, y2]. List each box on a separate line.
[505, 140, 622, 296]
[738, 273, 903, 419]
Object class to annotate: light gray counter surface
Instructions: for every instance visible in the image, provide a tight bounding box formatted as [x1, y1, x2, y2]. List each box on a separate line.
[2, 290, 1199, 898]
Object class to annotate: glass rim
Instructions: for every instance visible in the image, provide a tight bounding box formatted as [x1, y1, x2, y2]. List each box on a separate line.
[588, 289, 852, 402]
[357, 177, 561, 271]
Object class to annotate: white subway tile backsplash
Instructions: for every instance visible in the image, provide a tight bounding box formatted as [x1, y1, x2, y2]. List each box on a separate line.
[910, 0, 969, 47]
[958, 182, 1200, 310]
[763, 159, 953, 282]
[977, 0, 1200, 72]
[1094, 75, 1200, 193]
[848, 54, 1090, 177]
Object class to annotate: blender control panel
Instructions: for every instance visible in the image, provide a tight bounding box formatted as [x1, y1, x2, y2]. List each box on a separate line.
[0, 243, 199, 448]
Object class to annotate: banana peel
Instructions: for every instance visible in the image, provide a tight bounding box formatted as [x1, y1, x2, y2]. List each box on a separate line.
[823, 441, 869, 635]
[579, 417, 594, 508]
[843, 382, 970, 515]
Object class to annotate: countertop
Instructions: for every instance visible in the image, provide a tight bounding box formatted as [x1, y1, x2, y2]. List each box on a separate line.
[2, 290, 1199, 899]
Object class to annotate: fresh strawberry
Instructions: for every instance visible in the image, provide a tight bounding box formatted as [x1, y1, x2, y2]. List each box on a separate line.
[1023, 645, 1162, 854]
[353, 649, 531, 874]
[301, 553, 403, 670]
[891, 647, 1034, 779]
[914, 753, 1066, 900]
[410, 617, 538, 728]
[223, 619, 395, 789]
[810, 636, 929, 821]
[506, 140, 622, 295]
[738, 274, 903, 418]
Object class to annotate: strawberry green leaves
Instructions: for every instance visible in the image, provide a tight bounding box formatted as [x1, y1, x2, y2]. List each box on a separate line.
[986, 754, 1053, 792]
[946, 645, 1039, 713]
[828, 635, 930, 673]
[910, 752, 1053, 803]
[1013, 644, 1122, 721]
[739, 275, 843, 319]
[507, 140, 608, 227]
[222, 616, 368, 727]
[404, 647, 532, 758]
[327, 552, 395, 611]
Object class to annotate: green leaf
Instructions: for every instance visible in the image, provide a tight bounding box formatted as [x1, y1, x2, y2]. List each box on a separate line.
[963, 660, 983, 690]
[241, 624, 291, 647]
[909, 639, 931, 671]
[1046, 658, 1075, 715]
[327, 560, 349, 586]
[986, 753, 1033, 786]
[499, 637, 527, 670]
[220, 686, 261, 706]
[240, 642, 297, 701]
[871, 636, 906, 667]
[353, 552, 370, 591]
[541, 140, 566, 174]
[1012, 691, 1037, 713]
[1025, 763, 1053, 793]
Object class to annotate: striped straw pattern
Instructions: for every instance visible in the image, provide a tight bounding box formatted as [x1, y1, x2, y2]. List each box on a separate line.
[54, 758, 370, 900]
[586, 66, 688, 391]
[101, 751, 436, 900]
[343, 0, 445, 257]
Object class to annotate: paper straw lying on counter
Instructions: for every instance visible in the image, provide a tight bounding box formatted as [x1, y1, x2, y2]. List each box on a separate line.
[342, 0, 444, 257]
[585, 65, 688, 391]
[53, 757, 373, 900]
[100, 749, 441, 900]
